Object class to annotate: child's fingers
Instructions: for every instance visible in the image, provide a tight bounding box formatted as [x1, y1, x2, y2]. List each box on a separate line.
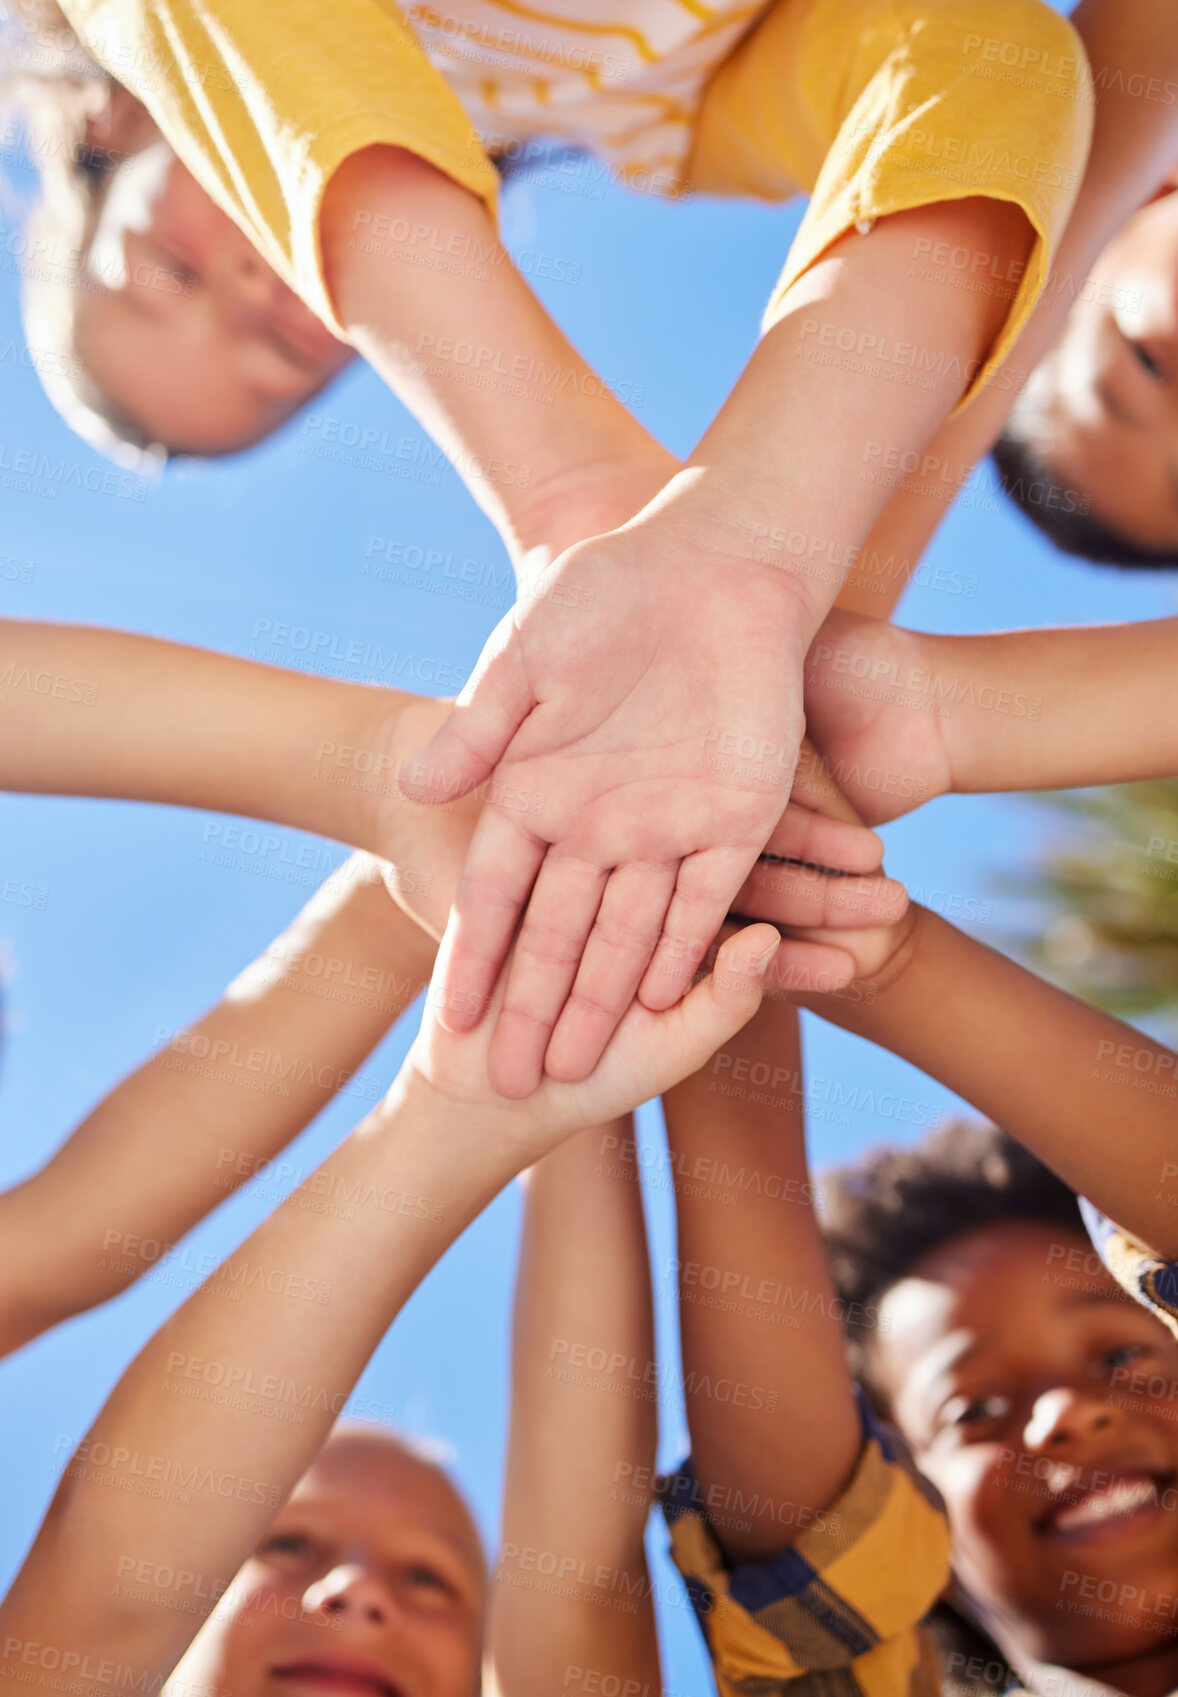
[628, 924, 780, 1096]
[734, 860, 908, 930]
[768, 919, 908, 991]
[603, 923, 777, 1103]
[762, 939, 857, 997]
[432, 807, 546, 1033]
[702, 921, 857, 999]
[759, 802, 883, 875]
[791, 735, 864, 825]
[701, 923, 782, 1019]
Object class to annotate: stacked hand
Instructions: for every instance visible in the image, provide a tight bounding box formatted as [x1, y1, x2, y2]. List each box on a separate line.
[404, 915, 786, 1163]
[401, 520, 903, 1097]
[796, 609, 954, 827]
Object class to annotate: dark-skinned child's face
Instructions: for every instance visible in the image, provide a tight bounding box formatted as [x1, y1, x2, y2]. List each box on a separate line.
[871, 1222, 1178, 1686]
[1012, 183, 1178, 554]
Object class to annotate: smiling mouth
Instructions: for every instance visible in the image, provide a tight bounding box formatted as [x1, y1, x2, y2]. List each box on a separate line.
[271, 1662, 405, 1697]
[1038, 1472, 1173, 1541]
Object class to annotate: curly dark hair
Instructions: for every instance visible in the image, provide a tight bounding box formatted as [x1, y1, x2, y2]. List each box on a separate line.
[821, 1122, 1090, 1693]
[991, 430, 1178, 569]
[822, 1120, 1086, 1384]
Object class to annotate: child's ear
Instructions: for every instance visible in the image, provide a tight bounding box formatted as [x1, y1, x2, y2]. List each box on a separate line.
[83, 83, 159, 162]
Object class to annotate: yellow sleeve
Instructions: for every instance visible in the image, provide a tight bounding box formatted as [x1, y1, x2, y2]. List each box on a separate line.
[58, 0, 499, 332]
[690, 0, 1094, 408]
[661, 1418, 952, 1697]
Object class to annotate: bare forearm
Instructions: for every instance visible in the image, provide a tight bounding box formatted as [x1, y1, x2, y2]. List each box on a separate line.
[491, 1125, 660, 1697]
[662, 1001, 858, 1563]
[839, 0, 1178, 613]
[321, 147, 673, 566]
[0, 1075, 509, 1693]
[0, 862, 435, 1356]
[665, 198, 1031, 635]
[937, 619, 1178, 794]
[814, 908, 1178, 1256]
[0, 620, 413, 852]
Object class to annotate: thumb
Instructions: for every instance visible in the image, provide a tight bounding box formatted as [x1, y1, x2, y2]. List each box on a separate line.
[551, 924, 780, 1129]
[400, 612, 533, 805]
[668, 923, 782, 1068]
[791, 735, 862, 824]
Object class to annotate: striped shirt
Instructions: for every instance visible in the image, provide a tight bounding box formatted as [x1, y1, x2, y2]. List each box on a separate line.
[404, 0, 775, 191]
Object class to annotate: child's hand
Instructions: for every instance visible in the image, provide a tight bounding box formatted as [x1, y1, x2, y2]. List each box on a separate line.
[741, 733, 910, 934]
[799, 610, 953, 826]
[725, 761, 912, 995]
[759, 898, 923, 1010]
[382, 702, 900, 955]
[402, 920, 782, 1162]
[365, 693, 482, 941]
[400, 520, 833, 1097]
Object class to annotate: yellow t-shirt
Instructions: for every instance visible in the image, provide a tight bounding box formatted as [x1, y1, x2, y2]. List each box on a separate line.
[59, 0, 1092, 402]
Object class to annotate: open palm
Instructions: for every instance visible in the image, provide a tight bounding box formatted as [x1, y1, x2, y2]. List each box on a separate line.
[403, 524, 869, 1096]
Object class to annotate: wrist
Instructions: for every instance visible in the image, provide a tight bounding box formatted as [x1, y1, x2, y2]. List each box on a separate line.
[801, 903, 928, 1026]
[306, 683, 431, 858]
[633, 468, 838, 636]
[507, 445, 678, 572]
[383, 1049, 540, 1190]
[908, 630, 963, 797]
[320, 855, 438, 975]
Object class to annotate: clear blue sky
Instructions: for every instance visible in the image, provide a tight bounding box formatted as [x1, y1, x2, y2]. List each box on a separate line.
[1, 74, 1176, 1693]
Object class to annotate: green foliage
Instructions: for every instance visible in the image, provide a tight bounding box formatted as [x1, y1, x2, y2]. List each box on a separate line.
[1003, 781, 1178, 1024]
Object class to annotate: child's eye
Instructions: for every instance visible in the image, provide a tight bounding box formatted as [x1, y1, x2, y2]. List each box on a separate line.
[1100, 1342, 1150, 1374]
[149, 240, 199, 289]
[942, 1392, 1012, 1434]
[260, 1531, 314, 1559]
[405, 1563, 456, 1598]
[1131, 341, 1165, 380]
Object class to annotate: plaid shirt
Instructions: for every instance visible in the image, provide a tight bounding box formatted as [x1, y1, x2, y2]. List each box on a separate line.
[659, 1395, 950, 1697]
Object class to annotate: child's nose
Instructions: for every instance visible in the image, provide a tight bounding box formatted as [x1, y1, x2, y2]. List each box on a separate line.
[1023, 1385, 1116, 1454]
[223, 247, 288, 326]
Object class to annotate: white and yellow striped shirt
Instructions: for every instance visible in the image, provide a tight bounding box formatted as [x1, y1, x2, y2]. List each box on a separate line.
[62, 0, 1092, 395]
[404, 0, 774, 191]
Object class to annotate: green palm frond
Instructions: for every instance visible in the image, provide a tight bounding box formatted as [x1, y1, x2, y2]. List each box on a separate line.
[1001, 781, 1178, 1024]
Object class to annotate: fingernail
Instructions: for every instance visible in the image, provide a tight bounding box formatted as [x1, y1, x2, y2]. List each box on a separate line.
[753, 936, 781, 977]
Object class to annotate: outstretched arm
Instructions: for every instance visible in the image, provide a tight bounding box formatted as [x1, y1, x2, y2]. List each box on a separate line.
[0, 854, 434, 1358]
[0, 619, 473, 936]
[0, 920, 779, 1697]
[0, 615, 895, 976]
[797, 905, 1178, 1260]
[796, 610, 1178, 829]
[321, 147, 675, 572]
[489, 1125, 660, 1697]
[661, 998, 859, 1564]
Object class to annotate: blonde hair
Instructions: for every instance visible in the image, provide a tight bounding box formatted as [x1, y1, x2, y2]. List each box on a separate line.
[1, 0, 165, 465]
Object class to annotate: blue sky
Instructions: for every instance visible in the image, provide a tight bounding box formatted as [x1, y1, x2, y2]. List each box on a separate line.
[1, 91, 1177, 1693]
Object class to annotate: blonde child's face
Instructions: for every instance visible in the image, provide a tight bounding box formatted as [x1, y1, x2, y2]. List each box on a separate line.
[871, 1223, 1178, 1675]
[1012, 185, 1178, 552]
[170, 1430, 486, 1697]
[74, 146, 354, 454]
